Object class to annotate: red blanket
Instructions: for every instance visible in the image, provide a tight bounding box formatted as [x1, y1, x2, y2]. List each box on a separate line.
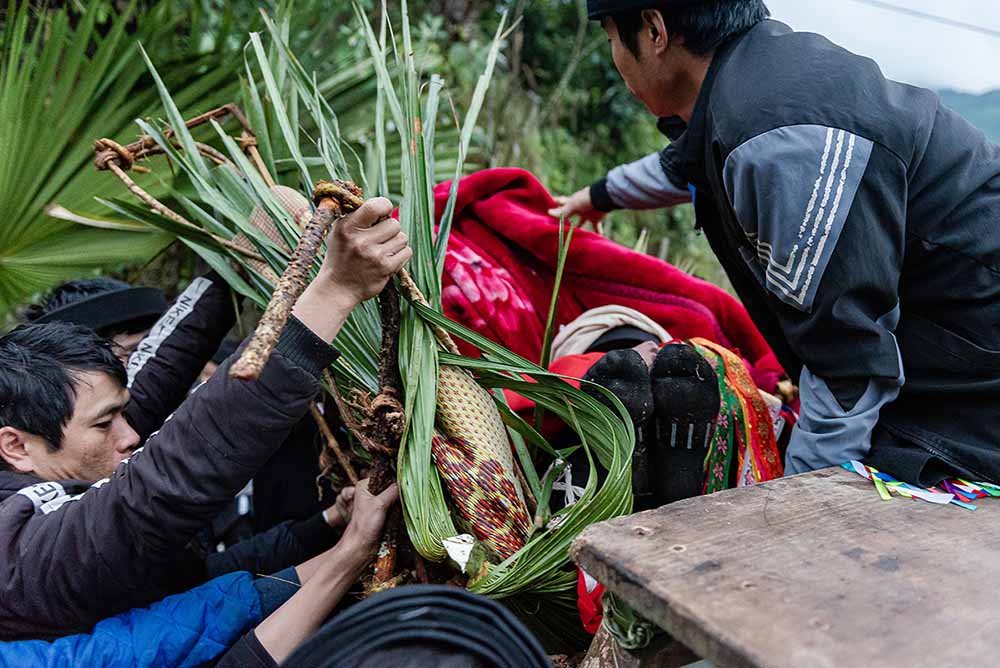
[433, 168, 782, 386]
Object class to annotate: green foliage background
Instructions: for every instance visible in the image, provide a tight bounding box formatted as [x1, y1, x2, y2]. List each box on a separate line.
[0, 0, 730, 322]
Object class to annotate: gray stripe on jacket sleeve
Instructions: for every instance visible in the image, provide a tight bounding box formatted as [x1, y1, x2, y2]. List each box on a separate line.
[605, 152, 691, 210]
[784, 306, 904, 474]
[723, 125, 873, 312]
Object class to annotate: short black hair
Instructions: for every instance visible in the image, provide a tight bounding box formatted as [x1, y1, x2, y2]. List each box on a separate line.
[0, 323, 126, 453]
[610, 1, 770, 57]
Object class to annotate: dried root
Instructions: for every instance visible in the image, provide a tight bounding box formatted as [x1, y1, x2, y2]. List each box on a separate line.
[230, 180, 364, 380]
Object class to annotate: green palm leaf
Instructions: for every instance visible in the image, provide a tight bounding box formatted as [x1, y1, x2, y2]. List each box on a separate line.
[89, 4, 633, 649]
[0, 0, 258, 316]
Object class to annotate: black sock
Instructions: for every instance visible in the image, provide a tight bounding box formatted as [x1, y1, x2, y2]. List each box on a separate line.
[582, 349, 656, 510]
[649, 344, 720, 505]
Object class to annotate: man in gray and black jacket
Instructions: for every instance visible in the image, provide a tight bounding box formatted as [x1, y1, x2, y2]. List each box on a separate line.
[553, 0, 1000, 486]
[0, 196, 412, 638]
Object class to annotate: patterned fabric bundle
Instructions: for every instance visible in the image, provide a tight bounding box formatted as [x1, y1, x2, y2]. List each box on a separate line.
[431, 365, 532, 560]
[692, 338, 783, 493]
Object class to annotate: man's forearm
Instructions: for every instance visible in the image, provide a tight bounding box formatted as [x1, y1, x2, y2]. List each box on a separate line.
[591, 152, 692, 212]
[292, 276, 357, 344]
[253, 534, 371, 664]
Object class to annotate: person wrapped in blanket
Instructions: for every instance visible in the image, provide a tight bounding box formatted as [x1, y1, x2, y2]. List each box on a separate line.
[528, 306, 793, 635]
[514, 305, 791, 513]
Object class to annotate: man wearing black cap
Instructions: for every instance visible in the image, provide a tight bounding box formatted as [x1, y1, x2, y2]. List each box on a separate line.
[551, 0, 1000, 486]
[25, 277, 169, 363]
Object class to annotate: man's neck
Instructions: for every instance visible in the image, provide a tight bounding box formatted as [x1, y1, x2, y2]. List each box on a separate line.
[668, 51, 714, 123]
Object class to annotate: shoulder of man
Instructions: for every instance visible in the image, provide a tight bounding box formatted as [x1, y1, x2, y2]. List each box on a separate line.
[709, 19, 938, 164]
[0, 472, 93, 517]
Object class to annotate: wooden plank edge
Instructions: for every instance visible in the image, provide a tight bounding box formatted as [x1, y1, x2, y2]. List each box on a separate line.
[570, 526, 767, 668]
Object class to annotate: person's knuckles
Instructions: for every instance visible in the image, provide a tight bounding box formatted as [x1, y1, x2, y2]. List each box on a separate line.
[396, 248, 414, 268]
[379, 218, 402, 235]
[358, 197, 393, 222]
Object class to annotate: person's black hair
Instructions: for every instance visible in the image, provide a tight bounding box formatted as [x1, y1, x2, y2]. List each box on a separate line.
[610, 0, 770, 57]
[0, 323, 126, 455]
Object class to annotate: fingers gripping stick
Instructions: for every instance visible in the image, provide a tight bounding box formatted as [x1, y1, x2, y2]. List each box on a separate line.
[230, 180, 365, 380]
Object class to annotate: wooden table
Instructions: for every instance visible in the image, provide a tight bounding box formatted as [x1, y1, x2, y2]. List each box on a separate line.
[571, 467, 1000, 668]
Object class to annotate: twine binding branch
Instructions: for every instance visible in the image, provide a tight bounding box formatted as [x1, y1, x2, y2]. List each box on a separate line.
[93, 105, 268, 264]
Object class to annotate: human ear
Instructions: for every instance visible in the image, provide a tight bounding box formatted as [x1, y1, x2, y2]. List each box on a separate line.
[642, 9, 670, 55]
[0, 426, 36, 473]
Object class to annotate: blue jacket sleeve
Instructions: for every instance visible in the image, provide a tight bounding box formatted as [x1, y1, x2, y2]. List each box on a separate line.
[0, 572, 262, 668]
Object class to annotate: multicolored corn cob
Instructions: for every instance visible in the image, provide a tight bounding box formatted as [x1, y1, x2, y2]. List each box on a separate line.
[432, 365, 532, 560]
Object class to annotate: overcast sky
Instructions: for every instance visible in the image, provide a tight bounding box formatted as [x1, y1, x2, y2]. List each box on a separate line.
[766, 0, 1000, 93]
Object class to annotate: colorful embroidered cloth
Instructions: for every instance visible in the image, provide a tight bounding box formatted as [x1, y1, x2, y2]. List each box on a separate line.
[693, 339, 784, 490]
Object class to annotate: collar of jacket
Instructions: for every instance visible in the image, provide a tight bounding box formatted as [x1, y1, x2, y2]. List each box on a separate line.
[0, 470, 90, 503]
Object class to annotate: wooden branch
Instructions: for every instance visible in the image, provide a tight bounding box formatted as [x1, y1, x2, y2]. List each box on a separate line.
[368, 277, 404, 495]
[311, 403, 359, 485]
[230, 180, 364, 380]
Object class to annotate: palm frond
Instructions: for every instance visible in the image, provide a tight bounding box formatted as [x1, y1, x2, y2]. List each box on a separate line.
[0, 1, 262, 315]
[88, 3, 633, 645]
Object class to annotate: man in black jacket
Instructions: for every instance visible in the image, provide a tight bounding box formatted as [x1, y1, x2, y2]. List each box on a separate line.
[0, 196, 412, 638]
[552, 0, 1000, 486]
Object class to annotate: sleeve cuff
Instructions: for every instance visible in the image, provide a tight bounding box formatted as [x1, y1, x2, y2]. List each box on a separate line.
[223, 631, 279, 668]
[274, 316, 340, 379]
[290, 512, 343, 556]
[253, 567, 301, 617]
[589, 178, 620, 213]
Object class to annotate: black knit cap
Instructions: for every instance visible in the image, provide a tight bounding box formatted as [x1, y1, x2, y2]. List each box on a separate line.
[284, 585, 551, 668]
[587, 0, 706, 20]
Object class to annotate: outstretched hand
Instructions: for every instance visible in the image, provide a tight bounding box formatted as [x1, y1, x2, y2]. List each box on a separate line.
[547, 186, 605, 233]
